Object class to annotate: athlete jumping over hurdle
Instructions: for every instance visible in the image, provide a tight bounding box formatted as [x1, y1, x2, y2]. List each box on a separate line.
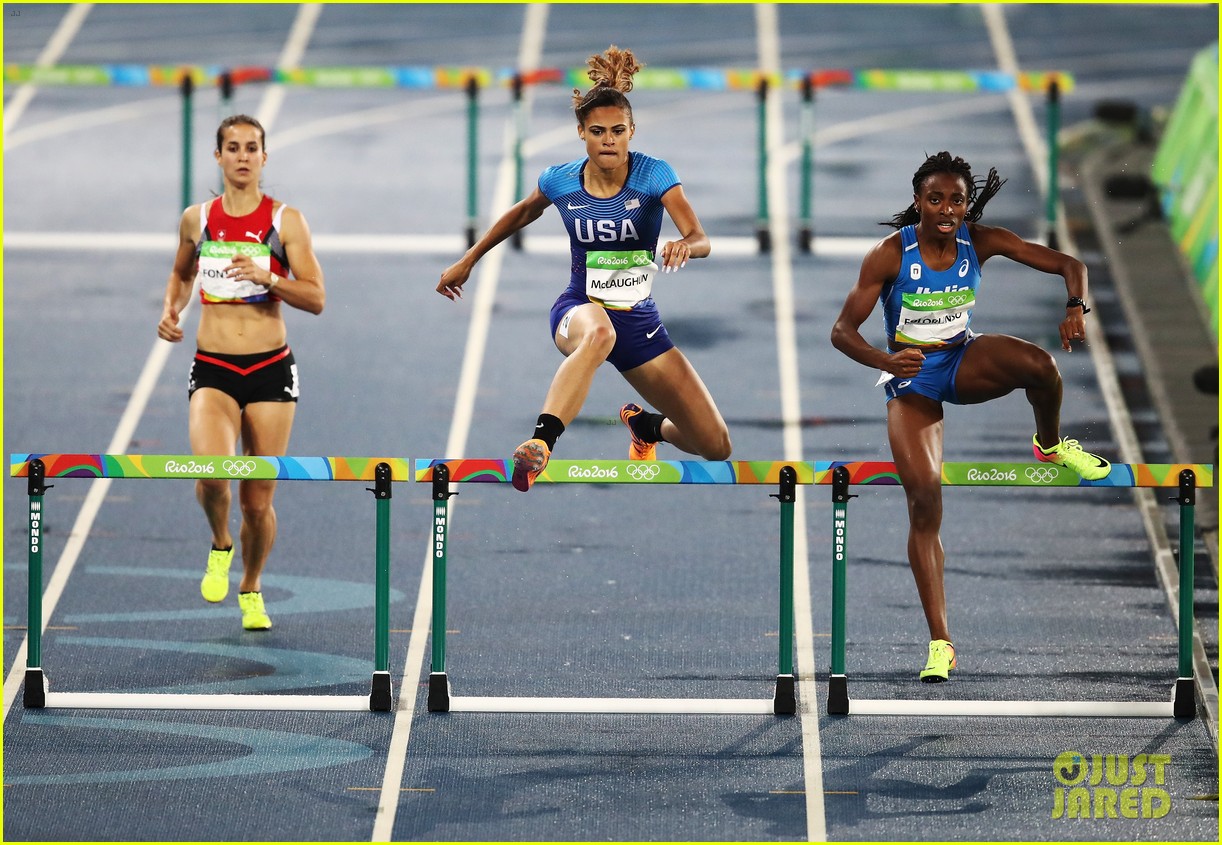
[437, 45, 731, 491]
[157, 115, 325, 630]
[830, 150, 1111, 682]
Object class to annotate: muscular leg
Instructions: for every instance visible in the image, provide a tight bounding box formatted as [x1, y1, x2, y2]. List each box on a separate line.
[235, 401, 296, 593]
[955, 334, 1063, 447]
[544, 303, 616, 425]
[887, 394, 950, 642]
[188, 388, 241, 549]
[621, 348, 731, 459]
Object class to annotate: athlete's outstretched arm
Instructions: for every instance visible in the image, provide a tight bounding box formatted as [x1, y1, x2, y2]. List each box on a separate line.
[437, 188, 553, 300]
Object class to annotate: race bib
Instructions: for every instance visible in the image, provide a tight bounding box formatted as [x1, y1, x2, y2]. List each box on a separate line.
[585, 250, 656, 310]
[198, 241, 272, 303]
[894, 289, 975, 346]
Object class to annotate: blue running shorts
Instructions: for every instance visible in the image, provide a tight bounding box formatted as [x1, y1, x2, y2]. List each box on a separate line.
[549, 290, 675, 373]
[881, 335, 976, 405]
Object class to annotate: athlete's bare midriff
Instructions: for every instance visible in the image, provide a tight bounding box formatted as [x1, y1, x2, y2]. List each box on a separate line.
[197, 300, 286, 354]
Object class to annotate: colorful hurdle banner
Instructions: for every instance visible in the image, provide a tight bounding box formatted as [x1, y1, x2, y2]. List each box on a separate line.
[10, 454, 410, 712]
[824, 462, 1213, 719]
[416, 459, 810, 715]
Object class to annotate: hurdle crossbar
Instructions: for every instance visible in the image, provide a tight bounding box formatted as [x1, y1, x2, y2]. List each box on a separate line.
[11, 454, 409, 712]
[417, 459, 805, 715]
[825, 461, 1212, 718]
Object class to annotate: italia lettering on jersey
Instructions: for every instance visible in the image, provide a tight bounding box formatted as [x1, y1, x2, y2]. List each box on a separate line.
[881, 223, 982, 349]
[539, 151, 680, 310]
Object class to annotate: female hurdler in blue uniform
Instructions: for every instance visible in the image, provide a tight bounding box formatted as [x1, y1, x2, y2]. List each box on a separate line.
[438, 45, 730, 491]
[830, 151, 1110, 682]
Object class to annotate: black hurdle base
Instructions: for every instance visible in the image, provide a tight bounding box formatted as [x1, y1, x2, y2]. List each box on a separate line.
[1173, 677, 1196, 720]
[773, 674, 796, 715]
[369, 671, 393, 712]
[428, 672, 451, 712]
[23, 668, 46, 708]
[827, 674, 849, 716]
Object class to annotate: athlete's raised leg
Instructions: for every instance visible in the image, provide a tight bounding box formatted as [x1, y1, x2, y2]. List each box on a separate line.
[620, 348, 731, 460]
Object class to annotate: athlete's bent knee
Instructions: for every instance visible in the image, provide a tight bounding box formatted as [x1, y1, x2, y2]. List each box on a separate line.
[699, 430, 732, 461]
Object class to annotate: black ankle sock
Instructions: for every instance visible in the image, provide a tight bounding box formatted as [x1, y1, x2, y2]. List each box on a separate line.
[534, 414, 565, 451]
[628, 409, 666, 444]
[211, 544, 233, 552]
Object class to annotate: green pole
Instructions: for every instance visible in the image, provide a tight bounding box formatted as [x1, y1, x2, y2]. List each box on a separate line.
[430, 466, 451, 674]
[1177, 471, 1196, 679]
[218, 71, 233, 197]
[799, 74, 814, 253]
[24, 460, 48, 707]
[369, 463, 393, 711]
[1045, 78, 1061, 250]
[180, 72, 194, 211]
[778, 470, 795, 676]
[374, 465, 391, 674]
[830, 470, 848, 676]
[26, 461, 46, 671]
[465, 75, 480, 249]
[756, 75, 771, 253]
[826, 466, 851, 715]
[511, 73, 525, 251]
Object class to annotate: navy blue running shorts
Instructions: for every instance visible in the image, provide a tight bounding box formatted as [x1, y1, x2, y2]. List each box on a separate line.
[549, 290, 675, 372]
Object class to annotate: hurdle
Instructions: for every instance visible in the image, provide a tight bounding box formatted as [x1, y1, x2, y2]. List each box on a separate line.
[820, 460, 1213, 718]
[10, 453, 408, 712]
[416, 458, 810, 715]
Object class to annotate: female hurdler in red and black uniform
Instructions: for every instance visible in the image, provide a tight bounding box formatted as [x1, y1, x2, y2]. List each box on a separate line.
[158, 115, 325, 630]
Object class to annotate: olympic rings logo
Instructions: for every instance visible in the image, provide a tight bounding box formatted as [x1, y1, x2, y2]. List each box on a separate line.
[1025, 466, 1061, 484]
[946, 294, 970, 306]
[627, 464, 661, 481]
[224, 459, 258, 477]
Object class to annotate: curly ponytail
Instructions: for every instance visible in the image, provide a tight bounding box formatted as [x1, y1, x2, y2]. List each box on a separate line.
[572, 45, 643, 125]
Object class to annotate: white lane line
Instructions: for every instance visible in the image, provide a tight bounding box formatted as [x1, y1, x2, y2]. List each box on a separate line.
[757, 4, 827, 842]
[370, 6, 550, 840]
[3, 3, 92, 139]
[5, 96, 183, 151]
[1, 3, 319, 719]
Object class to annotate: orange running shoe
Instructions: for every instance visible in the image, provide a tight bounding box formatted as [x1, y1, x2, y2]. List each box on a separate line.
[619, 403, 657, 461]
[511, 438, 551, 492]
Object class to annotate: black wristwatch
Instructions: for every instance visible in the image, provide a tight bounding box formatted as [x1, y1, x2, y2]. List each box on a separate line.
[1065, 296, 1091, 314]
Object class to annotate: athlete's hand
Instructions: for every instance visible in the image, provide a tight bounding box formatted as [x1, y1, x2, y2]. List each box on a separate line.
[157, 306, 184, 343]
[226, 254, 276, 288]
[1058, 310, 1087, 352]
[437, 260, 471, 300]
[886, 348, 926, 378]
[659, 240, 690, 273]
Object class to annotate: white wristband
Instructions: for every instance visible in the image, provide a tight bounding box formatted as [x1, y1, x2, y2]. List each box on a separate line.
[267, 273, 280, 290]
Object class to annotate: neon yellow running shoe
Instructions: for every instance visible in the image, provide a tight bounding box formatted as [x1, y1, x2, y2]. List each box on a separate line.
[1032, 434, 1111, 481]
[919, 639, 956, 683]
[238, 591, 272, 630]
[200, 546, 234, 603]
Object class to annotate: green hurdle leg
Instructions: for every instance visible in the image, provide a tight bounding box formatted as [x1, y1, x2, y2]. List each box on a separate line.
[1173, 469, 1197, 719]
[1044, 78, 1062, 249]
[368, 462, 393, 712]
[772, 466, 797, 714]
[24, 459, 49, 708]
[428, 464, 455, 712]
[827, 466, 852, 715]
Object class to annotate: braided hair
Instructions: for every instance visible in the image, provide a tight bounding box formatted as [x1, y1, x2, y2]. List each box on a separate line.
[881, 151, 1005, 229]
[572, 45, 642, 125]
